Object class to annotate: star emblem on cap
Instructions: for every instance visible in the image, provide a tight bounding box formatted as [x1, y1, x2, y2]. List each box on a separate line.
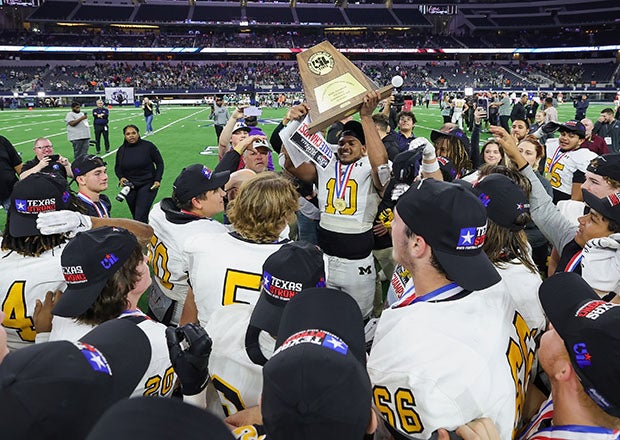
[460, 230, 474, 245]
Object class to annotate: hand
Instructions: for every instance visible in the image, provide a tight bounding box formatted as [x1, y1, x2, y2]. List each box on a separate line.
[224, 406, 262, 429]
[360, 91, 380, 118]
[474, 107, 487, 124]
[33, 290, 63, 334]
[166, 323, 212, 396]
[150, 181, 160, 191]
[58, 155, 70, 167]
[234, 135, 267, 155]
[37, 156, 51, 170]
[373, 221, 389, 237]
[36, 210, 92, 237]
[436, 418, 501, 440]
[286, 103, 309, 121]
[489, 125, 524, 168]
[119, 177, 129, 187]
[232, 106, 247, 120]
[585, 233, 620, 251]
[409, 137, 436, 161]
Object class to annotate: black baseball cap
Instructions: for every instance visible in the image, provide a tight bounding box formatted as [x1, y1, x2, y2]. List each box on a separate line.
[395, 179, 501, 291]
[0, 319, 151, 439]
[71, 155, 106, 178]
[172, 164, 230, 205]
[392, 149, 422, 185]
[547, 120, 586, 138]
[471, 174, 530, 231]
[430, 127, 471, 154]
[587, 154, 620, 182]
[583, 189, 620, 224]
[437, 156, 458, 182]
[539, 272, 620, 417]
[53, 227, 139, 318]
[87, 397, 234, 440]
[9, 173, 72, 237]
[340, 120, 365, 145]
[249, 241, 326, 337]
[262, 287, 371, 440]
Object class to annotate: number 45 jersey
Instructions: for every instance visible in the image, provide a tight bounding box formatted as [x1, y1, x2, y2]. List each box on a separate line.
[367, 282, 537, 440]
[0, 243, 66, 351]
[186, 232, 287, 327]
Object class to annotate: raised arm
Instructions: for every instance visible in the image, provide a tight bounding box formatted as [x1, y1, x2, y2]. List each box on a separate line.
[360, 91, 389, 193]
[280, 103, 318, 184]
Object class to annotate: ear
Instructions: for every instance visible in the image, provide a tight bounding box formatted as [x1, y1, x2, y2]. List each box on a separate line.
[191, 196, 202, 210]
[76, 175, 86, 186]
[409, 234, 429, 259]
[553, 357, 575, 383]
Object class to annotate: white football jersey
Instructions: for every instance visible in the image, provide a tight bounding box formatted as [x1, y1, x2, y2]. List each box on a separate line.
[187, 232, 287, 327]
[0, 243, 67, 351]
[48, 310, 177, 398]
[496, 261, 546, 339]
[148, 201, 227, 302]
[453, 98, 466, 114]
[368, 282, 536, 440]
[544, 141, 597, 195]
[206, 305, 275, 416]
[316, 156, 380, 234]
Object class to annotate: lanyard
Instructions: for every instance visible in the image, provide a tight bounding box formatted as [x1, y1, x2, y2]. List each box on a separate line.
[77, 192, 109, 218]
[392, 282, 462, 308]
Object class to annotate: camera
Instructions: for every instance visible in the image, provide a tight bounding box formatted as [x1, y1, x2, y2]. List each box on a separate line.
[45, 154, 60, 162]
[115, 181, 134, 202]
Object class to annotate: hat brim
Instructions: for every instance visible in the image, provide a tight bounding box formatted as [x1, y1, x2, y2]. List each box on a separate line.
[232, 127, 251, 134]
[583, 189, 620, 223]
[209, 170, 231, 190]
[433, 248, 501, 291]
[8, 211, 40, 238]
[249, 291, 284, 337]
[52, 279, 109, 318]
[430, 129, 444, 143]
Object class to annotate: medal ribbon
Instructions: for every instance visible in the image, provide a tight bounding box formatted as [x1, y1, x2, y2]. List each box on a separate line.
[77, 192, 109, 218]
[335, 161, 354, 202]
[546, 145, 567, 174]
[564, 250, 583, 273]
[392, 282, 462, 308]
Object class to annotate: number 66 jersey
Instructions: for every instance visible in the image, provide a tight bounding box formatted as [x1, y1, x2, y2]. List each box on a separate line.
[0, 243, 66, 351]
[367, 282, 537, 440]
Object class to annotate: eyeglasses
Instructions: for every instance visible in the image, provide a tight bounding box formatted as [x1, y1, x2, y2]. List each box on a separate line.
[35, 145, 53, 149]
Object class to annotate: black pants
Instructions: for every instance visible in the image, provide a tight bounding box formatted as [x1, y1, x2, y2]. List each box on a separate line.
[125, 184, 158, 223]
[500, 115, 511, 133]
[94, 125, 110, 153]
[214, 124, 224, 143]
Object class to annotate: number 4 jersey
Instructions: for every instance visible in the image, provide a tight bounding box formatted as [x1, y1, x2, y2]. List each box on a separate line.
[367, 282, 537, 440]
[1, 243, 66, 351]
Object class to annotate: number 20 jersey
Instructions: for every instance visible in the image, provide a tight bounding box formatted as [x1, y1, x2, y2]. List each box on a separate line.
[368, 283, 536, 440]
[0, 243, 66, 351]
[186, 232, 287, 327]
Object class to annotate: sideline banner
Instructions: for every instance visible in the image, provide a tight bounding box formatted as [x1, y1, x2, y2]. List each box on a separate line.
[104, 87, 134, 105]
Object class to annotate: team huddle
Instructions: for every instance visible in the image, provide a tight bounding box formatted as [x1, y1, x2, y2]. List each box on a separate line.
[1, 89, 620, 440]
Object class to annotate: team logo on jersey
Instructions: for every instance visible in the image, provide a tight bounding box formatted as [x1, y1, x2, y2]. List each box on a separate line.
[573, 342, 592, 368]
[307, 51, 334, 76]
[456, 224, 487, 250]
[14, 198, 57, 214]
[74, 341, 112, 375]
[100, 253, 120, 270]
[275, 329, 348, 356]
[262, 271, 303, 302]
[575, 300, 619, 320]
[63, 265, 87, 283]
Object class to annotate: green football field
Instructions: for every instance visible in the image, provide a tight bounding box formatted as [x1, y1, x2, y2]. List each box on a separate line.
[0, 101, 611, 228]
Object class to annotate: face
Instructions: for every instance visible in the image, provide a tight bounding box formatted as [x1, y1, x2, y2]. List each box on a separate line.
[535, 112, 545, 124]
[398, 116, 414, 132]
[558, 130, 583, 151]
[79, 166, 108, 193]
[124, 127, 140, 144]
[575, 209, 612, 246]
[483, 143, 502, 165]
[0, 310, 8, 364]
[435, 137, 451, 160]
[200, 187, 226, 217]
[518, 141, 540, 168]
[243, 148, 269, 173]
[582, 171, 617, 198]
[132, 255, 152, 296]
[72, 104, 81, 113]
[96, 101, 103, 108]
[511, 121, 529, 141]
[581, 119, 594, 137]
[337, 135, 366, 164]
[391, 209, 411, 268]
[33, 140, 54, 160]
[216, 98, 223, 106]
[601, 112, 613, 123]
[230, 129, 249, 147]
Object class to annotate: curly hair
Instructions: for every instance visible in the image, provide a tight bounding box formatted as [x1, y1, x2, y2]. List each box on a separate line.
[75, 243, 144, 326]
[227, 172, 298, 243]
[483, 220, 538, 274]
[435, 136, 472, 176]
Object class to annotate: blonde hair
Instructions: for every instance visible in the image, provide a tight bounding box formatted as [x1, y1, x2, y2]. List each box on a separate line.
[227, 172, 298, 243]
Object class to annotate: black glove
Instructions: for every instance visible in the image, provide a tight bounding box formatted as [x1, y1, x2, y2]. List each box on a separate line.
[166, 323, 212, 396]
[541, 121, 558, 135]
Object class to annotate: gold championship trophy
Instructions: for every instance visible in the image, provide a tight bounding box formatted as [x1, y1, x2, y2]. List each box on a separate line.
[297, 40, 393, 134]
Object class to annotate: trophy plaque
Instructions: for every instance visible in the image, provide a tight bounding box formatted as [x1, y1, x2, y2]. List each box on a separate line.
[297, 40, 393, 134]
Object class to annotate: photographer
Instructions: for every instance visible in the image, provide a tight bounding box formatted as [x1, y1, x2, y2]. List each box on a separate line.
[115, 124, 164, 223]
[20, 137, 73, 180]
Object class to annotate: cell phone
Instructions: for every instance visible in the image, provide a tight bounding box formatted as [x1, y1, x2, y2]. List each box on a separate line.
[477, 98, 489, 115]
[46, 154, 60, 162]
[243, 106, 262, 117]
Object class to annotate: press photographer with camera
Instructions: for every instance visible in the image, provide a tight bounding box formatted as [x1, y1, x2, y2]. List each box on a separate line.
[20, 137, 73, 180]
[115, 124, 164, 223]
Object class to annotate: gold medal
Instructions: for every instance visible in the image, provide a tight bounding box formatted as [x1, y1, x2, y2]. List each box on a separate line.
[334, 198, 347, 212]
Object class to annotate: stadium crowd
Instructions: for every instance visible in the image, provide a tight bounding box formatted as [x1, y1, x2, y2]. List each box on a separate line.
[2, 78, 620, 440]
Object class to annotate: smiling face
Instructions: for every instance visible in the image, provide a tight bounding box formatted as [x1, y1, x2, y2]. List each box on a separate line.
[558, 130, 584, 151]
[33, 139, 54, 160]
[78, 166, 108, 194]
[338, 135, 366, 164]
[483, 143, 502, 166]
[575, 209, 612, 246]
[398, 115, 414, 133]
[518, 141, 540, 168]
